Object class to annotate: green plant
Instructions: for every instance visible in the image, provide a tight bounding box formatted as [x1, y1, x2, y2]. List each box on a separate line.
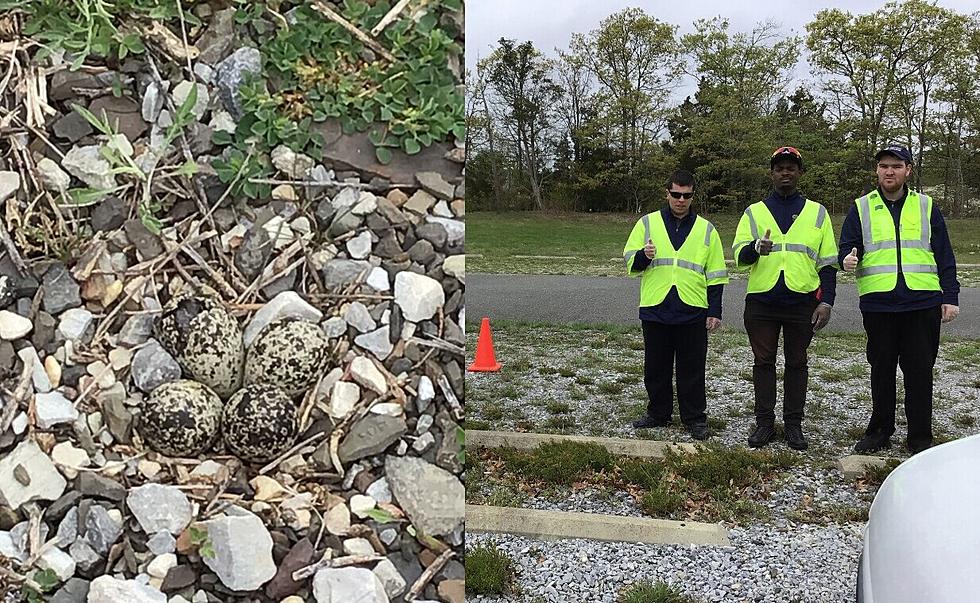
[22, 568, 60, 603]
[189, 525, 216, 559]
[640, 484, 684, 515]
[498, 441, 615, 485]
[465, 544, 513, 595]
[619, 580, 699, 603]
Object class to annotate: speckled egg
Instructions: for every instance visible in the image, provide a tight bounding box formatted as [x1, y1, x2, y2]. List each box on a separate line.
[155, 294, 244, 398]
[244, 319, 331, 397]
[138, 380, 222, 457]
[222, 384, 299, 462]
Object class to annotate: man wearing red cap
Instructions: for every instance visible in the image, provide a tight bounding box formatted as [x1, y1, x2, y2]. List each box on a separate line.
[839, 145, 960, 455]
[732, 147, 839, 450]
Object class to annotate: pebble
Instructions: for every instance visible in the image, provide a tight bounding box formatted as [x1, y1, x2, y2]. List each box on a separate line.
[394, 272, 445, 322]
[0, 171, 19, 203]
[329, 381, 360, 420]
[20, 345, 53, 393]
[313, 567, 389, 603]
[171, 81, 209, 120]
[366, 267, 390, 292]
[199, 511, 277, 591]
[34, 391, 79, 429]
[355, 326, 393, 360]
[131, 339, 182, 393]
[349, 494, 376, 518]
[87, 575, 166, 603]
[58, 308, 94, 341]
[126, 484, 193, 535]
[346, 231, 373, 259]
[385, 455, 463, 536]
[35, 158, 71, 193]
[0, 310, 32, 340]
[147, 553, 178, 579]
[147, 531, 177, 555]
[350, 356, 387, 395]
[44, 356, 62, 388]
[344, 302, 376, 333]
[61, 145, 116, 191]
[0, 440, 67, 510]
[323, 316, 347, 339]
[50, 441, 91, 479]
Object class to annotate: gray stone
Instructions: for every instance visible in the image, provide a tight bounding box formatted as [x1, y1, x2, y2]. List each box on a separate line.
[0, 310, 32, 340]
[141, 81, 167, 123]
[62, 145, 116, 191]
[366, 477, 392, 504]
[147, 530, 176, 555]
[50, 577, 90, 603]
[0, 172, 19, 203]
[322, 316, 347, 339]
[214, 47, 262, 118]
[58, 307, 94, 342]
[35, 391, 79, 429]
[196, 8, 236, 65]
[234, 225, 272, 281]
[384, 455, 463, 536]
[346, 230, 373, 259]
[372, 558, 407, 598]
[87, 95, 147, 140]
[87, 575, 166, 603]
[408, 239, 436, 265]
[20, 346, 52, 393]
[118, 311, 156, 347]
[171, 81, 210, 120]
[131, 339, 181, 393]
[415, 223, 448, 250]
[199, 511, 276, 591]
[102, 392, 133, 443]
[344, 302, 375, 333]
[90, 196, 128, 232]
[242, 291, 322, 347]
[52, 112, 94, 142]
[76, 472, 126, 502]
[328, 208, 363, 237]
[68, 539, 101, 572]
[271, 145, 315, 179]
[321, 260, 371, 287]
[415, 171, 454, 201]
[426, 216, 463, 246]
[124, 219, 165, 259]
[36, 157, 72, 194]
[0, 440, 67, 510]
[42, 263, 82, 314]
[339, 415, 407, 462]
[313, 567, 389, 603]
[394, 272, 444, 322]
[126, 484, 193, 535]
[355, 327, 393, 360]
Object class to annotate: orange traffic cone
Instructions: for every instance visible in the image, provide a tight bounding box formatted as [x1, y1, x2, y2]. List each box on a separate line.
[468, 317, 502, 372]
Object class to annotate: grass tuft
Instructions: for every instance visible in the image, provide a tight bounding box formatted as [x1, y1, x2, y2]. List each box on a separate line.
[619, 581, 699, 603]
[465, 545, 513, 595]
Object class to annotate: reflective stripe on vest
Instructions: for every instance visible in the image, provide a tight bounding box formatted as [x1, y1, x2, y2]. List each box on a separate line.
[854, 191, 940, 295]
[744, 200, 826, 294]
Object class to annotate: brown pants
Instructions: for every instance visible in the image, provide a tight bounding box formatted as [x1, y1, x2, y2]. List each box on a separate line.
[743, 298, 818, 426]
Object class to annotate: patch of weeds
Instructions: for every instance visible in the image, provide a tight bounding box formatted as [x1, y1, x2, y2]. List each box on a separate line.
[485, 485, 525, 507]
[499, 384, 520, 399]
[616, 373, 636, 384]
[483, 402, 505, 421]
[570, 388, 587, 400]
[505, 356, 532, 373]
[845, 425, 867, 441]
[514, 419, 536, 431]
[558, 367, 576, 378]
[544, 415, 577, 431]
[706, 416, 728, 431]
[598, 381, 625, 395]
[22, 568, 59, 603]
[538, 366, 559, 375]
[954, 414, 976, 428]
[497, 441, 615, 485]
[739, 368, 754, 382]
[627, 338, 645, 350]
[545, 400, 571, 414]
[640, 484, 685, 515]
[619, 458, 665, 490]
[862, 458, 902, 487]
[667, 444, 797, 491]
[788, 503, 868, 524]
[619, 580, 698, 603]
[465, 545, 513, 595]
[575, 375, 595, 385]
[465, 419, 490, 431]
[818, 363, 867, 383]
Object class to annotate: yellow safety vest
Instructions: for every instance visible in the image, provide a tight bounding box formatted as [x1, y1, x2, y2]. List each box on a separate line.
[732, 199, 838, 294]
[854, 190, 940, 295]
[624, 211, 728, 308]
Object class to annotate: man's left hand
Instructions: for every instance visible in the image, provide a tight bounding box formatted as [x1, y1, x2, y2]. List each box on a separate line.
[811, 303, 832, 332]
[706, 317, 721, 333]
[942, 304, 959, 323]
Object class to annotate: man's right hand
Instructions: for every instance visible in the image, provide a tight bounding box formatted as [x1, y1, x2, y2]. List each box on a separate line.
[755, 229, 773, 256]
[843, 247, 859, 271]
[644, 239, 656, 260]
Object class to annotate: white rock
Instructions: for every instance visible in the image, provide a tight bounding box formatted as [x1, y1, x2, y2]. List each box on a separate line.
[329, 381, 360, 420]
[34, 391, 79, 429]
[147, 531, 177, 555]
[369, 402, 403, 417]
[209, 110, 237, 133]
[313, 567, 389, 603]
[11, 412, 27, 435]
[0, 310, 32, 340]
[432, 200, 454, 218]
[394, 272, 444, 322]
[126, 484, 193, 535]
[324, 501, 350, 535]
[271, 145, 314, 179]
[189, 460, 224, 481]
[0, 531, 23, 563]
[442, 255, 464, 283]
[37, 545, 76, 581]
[50, 441, 90, 479]
[425, 216, 463, 245]
[142, 80, 167, 123]
[355, 327, 393, 361]
[342, 537, 375, 556]
[366, 267, 390, 292]
[352, 192, 378, 215]
[366, 478, 392, 504]
[147, 553, 178, 579]
[0, 440, 67, 510]
[417, 376, 435, 410]
[263, 215, 294, 250]
[243, 291, 322, 347]
[61, 145, 116, 191]
[349, 494, 376, 518]
[412, 432, 435, 453]
[322, 316, 347, 339]
[36, 158, 71, 193]
[331, 187, 359, 210]
[346, 231, 373, 259]
[344, 302, 375, 333]
[372, 558, 407, 598]
[58, 307, 94, 341]
[18, 346, 51, 393]
[199, 512, 277, 591]
[87, 575, 167, 603]
[350, 356, 386, 395]
[0, 171, 19, 203]
[171, 81, 210, 120]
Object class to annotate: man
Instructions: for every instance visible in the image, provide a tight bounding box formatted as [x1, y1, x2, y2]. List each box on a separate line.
[839, 145, 960, 455]
[732, 147, 838, 450]
[623, 170, 728, 441]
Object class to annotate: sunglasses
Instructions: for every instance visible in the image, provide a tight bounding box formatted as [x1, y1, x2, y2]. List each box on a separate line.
[668, 191, 694, 199]
[772, 146, 802, 159]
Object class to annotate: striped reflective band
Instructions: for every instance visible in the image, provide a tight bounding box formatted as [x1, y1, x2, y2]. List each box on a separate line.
[770, 243, 818, 259]
[706, 270, 727, 280]
[744, 207, 759, 240]
[817, 255, 838, 268]
[676, 259, 705, 274]
[859, 193, 931, 250]
[642, 214, 651, 243]
[864, 240, 897, 252]
[650, 258, 674, 267]
[815, 204, 827, 229]
[856, 265, 896, 277]
[903, 263, 937, 274]
[704, 222, 714, 246]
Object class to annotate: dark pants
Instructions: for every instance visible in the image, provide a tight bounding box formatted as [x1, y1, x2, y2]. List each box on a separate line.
[743, 299, 818, 427]
[641, 320, 708, 427]
[862, 307, 941, 447]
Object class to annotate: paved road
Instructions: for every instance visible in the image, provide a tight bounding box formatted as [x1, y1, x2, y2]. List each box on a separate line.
[469, 274, 980, 337]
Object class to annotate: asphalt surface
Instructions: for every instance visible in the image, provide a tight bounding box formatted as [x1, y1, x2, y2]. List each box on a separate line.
[469, 274, 980, 337]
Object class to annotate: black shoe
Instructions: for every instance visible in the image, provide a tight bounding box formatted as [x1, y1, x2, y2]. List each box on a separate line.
[632, 416, 670, 429]
[748, 423, 776, 448]
[854, 432, 891, 453]
[688, 423, 709, 441]
[784, 424, 808, 451]
[907, 439, 933, 455]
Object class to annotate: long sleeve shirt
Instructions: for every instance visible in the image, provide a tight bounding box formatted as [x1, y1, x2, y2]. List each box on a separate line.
[837, 186, 959, 312]
[736, 190, 838, 306]
[630, 207, 724, 324]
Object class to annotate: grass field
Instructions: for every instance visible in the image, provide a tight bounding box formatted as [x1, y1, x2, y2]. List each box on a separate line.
[468, 211, 980, 277]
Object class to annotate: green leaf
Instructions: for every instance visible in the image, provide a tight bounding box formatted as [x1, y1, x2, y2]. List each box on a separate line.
[211, 129, 234, 146]
[33, 568, 60, 592]
[403, 137, 421, 155]
[375, 146, 393, 164]
[64, 188, 113, 207]
[189, 526, 209, 545]
[365, 507, 397, 523]
[140, 212, 162, 235]
[200, 542, 216, 559]
[175, 159, 199, 177]
[71, 104, 113, 137]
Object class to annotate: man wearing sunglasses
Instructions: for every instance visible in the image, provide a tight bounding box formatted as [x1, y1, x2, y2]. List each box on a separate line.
[733, 147, 839, 450]
[623, 170, 728, 441]
[839, 145, 960, 455]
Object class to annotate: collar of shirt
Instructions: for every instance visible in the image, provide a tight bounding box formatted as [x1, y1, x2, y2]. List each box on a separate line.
[877, 184, 909, 205]
[766, 190, 805, 205]
[661, 205, 696, 227]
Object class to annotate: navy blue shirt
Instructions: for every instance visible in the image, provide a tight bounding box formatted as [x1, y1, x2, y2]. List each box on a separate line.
[737, 190, 838, 306]
[631, 207, 723, 324]
[837, 186, 959, 313]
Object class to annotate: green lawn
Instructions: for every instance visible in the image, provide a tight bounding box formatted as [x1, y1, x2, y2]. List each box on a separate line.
[468, 211, 980, 276]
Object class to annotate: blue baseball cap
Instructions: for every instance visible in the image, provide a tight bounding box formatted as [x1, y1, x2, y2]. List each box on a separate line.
[875, 145, 912, 164]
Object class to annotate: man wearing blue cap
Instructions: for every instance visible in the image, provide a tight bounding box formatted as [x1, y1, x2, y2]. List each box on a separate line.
[839, 145, 960, 454]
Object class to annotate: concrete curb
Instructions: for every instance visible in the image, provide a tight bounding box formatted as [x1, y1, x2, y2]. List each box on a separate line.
[467, 430, 698, 458]
[467, 504, 731, 546]
[837, 454, 895, 479]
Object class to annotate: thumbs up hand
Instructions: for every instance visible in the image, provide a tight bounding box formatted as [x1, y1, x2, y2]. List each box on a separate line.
[755, 228, 774, 256]
[644, 239, 657, 260]
[843, 247, 859, 271]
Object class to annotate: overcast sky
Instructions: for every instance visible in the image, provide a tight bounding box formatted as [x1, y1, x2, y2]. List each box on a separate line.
[465, 0, 980, 96]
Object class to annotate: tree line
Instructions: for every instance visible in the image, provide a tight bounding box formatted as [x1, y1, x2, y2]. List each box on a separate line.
[466, 1, 980, 215]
